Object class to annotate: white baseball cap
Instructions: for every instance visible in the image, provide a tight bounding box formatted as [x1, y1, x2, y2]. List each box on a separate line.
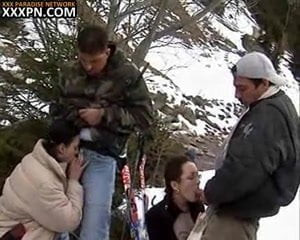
[235, 52, 286, 86]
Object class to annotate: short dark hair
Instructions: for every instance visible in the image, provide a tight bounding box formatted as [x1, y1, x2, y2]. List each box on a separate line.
[248, 78, 264, 87]
[164, 156, 194, 195]
[249, 78, 275, 87]
[47, 119, 80, 146]
[77, 25, 108, 54]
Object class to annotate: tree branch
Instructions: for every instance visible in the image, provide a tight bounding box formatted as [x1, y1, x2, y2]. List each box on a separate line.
[77, 0, 106, 26]
[154, 0, 227, 41]
[118, 0, 156, 19]
[106, 0, 121, 38]
[131, 0, 170, 66]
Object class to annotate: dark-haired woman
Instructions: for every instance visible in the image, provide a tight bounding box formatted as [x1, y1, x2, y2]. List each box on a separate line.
[0, 120, 86, 240]
[146, 156, 205, 240]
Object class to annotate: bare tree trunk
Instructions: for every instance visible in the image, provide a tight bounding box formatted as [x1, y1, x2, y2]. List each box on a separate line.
[106, 0, 121, 38]
[131, 0, 170, 67]
[151, 148, 164, 185]
[77, 0, 106, 26]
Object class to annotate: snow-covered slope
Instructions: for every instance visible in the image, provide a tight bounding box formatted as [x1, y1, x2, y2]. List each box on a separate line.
[144, 1, 299, 169]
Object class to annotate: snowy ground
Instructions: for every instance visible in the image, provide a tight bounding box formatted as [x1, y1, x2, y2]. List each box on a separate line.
[145, 170, 300, 240]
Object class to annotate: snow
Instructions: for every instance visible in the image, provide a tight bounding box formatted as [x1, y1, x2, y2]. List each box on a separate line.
[279, 55, 300, 114]
[259, 198, 299, 240]
[209, 2, 257, 50]
[145, 170, 300, 240]
[145, 1, 299, 111]
[205, 103, 238, 129]
[146, 75, 183, 105]
[146, 47, 238, 101]
[147, 43, 299, 112]
[145, 1, 258, 102]
[177, 114, 206, 135]
[145, 0, 300, 150]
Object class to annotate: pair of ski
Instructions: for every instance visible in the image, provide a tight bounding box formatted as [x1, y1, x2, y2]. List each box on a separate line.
[121, 154, 148, 240]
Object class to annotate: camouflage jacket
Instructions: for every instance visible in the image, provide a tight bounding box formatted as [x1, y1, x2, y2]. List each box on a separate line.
[50, 46, 153, 157]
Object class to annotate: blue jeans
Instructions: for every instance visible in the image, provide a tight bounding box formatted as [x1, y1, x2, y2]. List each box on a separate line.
[80, 149, 117, 240]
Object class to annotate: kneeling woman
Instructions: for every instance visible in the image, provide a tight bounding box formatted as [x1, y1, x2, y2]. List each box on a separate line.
[146, 156, 205, 240]
[0, 120, 86, 239]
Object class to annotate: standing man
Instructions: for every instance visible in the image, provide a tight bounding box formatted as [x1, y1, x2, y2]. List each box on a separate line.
[50, 25, 153, 240]
[202, 52, 300, 240]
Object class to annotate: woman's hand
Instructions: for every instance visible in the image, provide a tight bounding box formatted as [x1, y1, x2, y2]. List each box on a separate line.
[67, 154, 89, 181]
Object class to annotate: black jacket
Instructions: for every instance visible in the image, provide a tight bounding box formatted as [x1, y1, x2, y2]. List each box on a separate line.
[205, 91, 300, 219]
[145, 195, 204, 240]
